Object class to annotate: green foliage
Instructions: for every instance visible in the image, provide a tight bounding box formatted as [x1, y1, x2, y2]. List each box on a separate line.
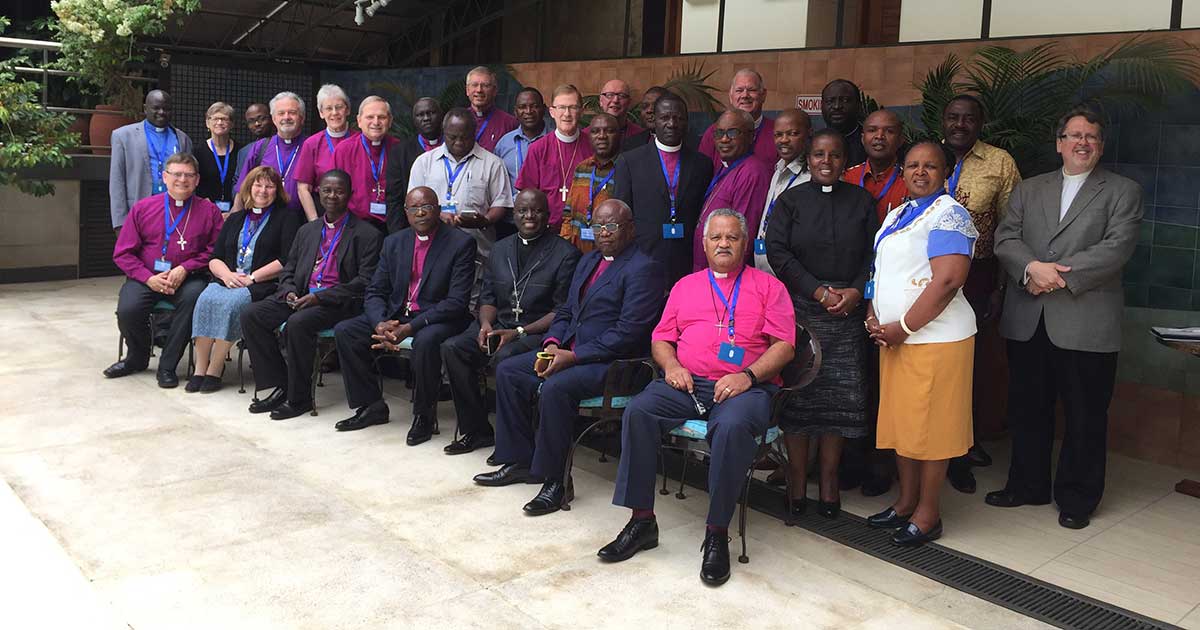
[375, 64, 505, 138]
[662, 60, 723, 119]
[0, 17, 78, 197]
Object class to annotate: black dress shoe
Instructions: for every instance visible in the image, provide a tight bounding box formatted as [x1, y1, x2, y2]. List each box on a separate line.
[335, 403, 390, 432]
[473, 463, 534, 487]
[892, 520, 943, 546]
[817, 499, 841, 519]
[699, 531, 731, 586]
[789, 498, 807, 517]
[523, 479, 572, 516]
[1058, 512, 1090, 529]
[248, 388, 287, 414]
[867, 506, 912, 529]
[486, 452, 499, 466]
[156, 369, 179, 388]
[103, 360, 146, 379]
[184, 375, 204, 392]
[598, 518, 659, 562]
[947, 461, 977, 494]
[199, 375, 223, 393]
[861, 476, 892, 497]
[270, 400, 313, 420]
[985, 488, 1050, 508]
[444, 432, 496, 455]
[406, 414, 438, 446]
[966, 444, 993, 467]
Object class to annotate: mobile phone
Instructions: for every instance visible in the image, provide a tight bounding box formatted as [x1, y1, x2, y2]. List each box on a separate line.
[486, 333, 500, 355]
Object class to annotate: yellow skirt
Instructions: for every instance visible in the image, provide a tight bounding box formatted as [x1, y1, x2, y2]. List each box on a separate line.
[877, 337, 975, 461]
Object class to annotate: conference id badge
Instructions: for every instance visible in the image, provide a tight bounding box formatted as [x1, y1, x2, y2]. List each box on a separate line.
[153, 258, 171, 272]
[580, 228, 595, 241]
[864, 280, 875, 300]
[152, 182, 167, 194]
[216, 201, 232, 213]
[309, 286, 326, 293]
[369, 202, 387, 216]
[718, 342, 745, 366]
[754, 238, 767, 255]
[443, 203, 457, 214]
[663, 223, 683, 239]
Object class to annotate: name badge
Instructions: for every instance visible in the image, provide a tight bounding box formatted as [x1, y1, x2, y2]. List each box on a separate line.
[369, 202, 387, 216]
[153, 258, 172, 272]
[309, 286, 326, 293]
[443, 203, 457, 215]
[216, 201, 232, 213]
[580, 228, 595, 241]
[754, 238, 766, 255]
[662, 223, 683, 239]
[718, 342, 745, 366]
[152, 182, 167, 194]
[864, 280, 875, 300]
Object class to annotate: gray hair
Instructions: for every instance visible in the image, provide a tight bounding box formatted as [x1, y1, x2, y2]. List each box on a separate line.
[269, 91, 306, 117]
[732, 68, 765, 90]
[466, 66, 496, 85]
[205, 101, 234, 120]
[703, 208, 748, 238]
[315, 84, 350, 111]
[358, 95, 392, 116]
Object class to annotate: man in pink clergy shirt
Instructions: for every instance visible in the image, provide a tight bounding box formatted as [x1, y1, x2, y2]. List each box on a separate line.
[105, 152, 223, 388]
[699, 69, 777, 169]
[600, 207, 796, 587]
[466, 66, 520, 153]
[334, 95, 398, 233]
[515, 84, 594, 230]
[694, 109, 772, 271]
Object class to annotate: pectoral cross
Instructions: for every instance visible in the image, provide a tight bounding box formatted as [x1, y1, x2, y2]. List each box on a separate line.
[373, 181, 384, 200]
[177, 235, 188, 249]
[559, 185, 569, 202]
[403, 301, 412, 317]
[511, 290, 523, 322]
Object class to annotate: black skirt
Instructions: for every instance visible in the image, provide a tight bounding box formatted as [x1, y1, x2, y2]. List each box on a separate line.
[778, 295, 868, 438]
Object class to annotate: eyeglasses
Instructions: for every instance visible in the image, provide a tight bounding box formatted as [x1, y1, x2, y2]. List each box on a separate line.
[466, 82, 495, 90]
[207, 116, 230, 123]
[712, 128, 746, 141]
[588, 221, 626, 234]
[600, 91, 630, 100]
[163, 171, 198, 180]
[1059, 132, 1102, 144]
[405, 204, 438, 214]
[550, 105, 582, 113]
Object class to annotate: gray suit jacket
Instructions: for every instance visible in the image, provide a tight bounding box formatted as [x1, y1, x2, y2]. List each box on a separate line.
[108, 121, 193, 227]
[995, 166, 1142, 353]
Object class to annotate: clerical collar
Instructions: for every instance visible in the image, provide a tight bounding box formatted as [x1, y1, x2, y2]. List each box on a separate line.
[281, 136, 295, 144]
[416, 233, 431, 242]
[555, 129, 579, 143]
[655, 138, 681, 153]
[371, 139, 382, 146]
[602, 255, 614, 262]
[712, 270, 729, 279]
[519, 232, 544, 246]
[821, 185, 834, 193]
[324, 213, 348, 228]
[152, 125, 166, 133]
[170, 196, 186, 206]
[1063, 168, 1092, 181]
[327, 128, 348, 138]
[251, 207, 264, 214]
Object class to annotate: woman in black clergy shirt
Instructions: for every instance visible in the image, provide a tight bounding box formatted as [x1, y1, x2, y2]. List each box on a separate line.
[766, 128, 879, 519]
[188, 166, 302, 392]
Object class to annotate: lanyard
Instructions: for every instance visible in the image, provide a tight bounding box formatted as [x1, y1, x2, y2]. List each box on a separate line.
[860, 165, 899, 202]
[872, 192, 941, 277]
[705, 155, 749, 200]
[360, 135, 386, 198]
[947, 160, 964, 197]
[588, 165, 615, 217]
[209, 138, 231, 189]
[475, 109, 493, 142]
[657, 149, 682, 222]
[515, 136, 527, 172]
[238, 209, 271, 270]
[442, 155, 470, 201]
[161, 195, 191, 259]
[763, 170, 801, 230]
[324, 130, 337, 156]
[144, 122, 176, 177]
[274, 137, 300, 179]
[418, 135, 441, 152]
[313, 219, 348, 287]
[707, 268, 744, 341]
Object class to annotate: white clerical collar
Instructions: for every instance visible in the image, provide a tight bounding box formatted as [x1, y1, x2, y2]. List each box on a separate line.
[821, 185, 834, 193]
[1063, 168, 1092, 182]
[153, 125, 166, 133]
[172, 197, 185, 206]
[602, 255, 614, 262]
[251, 207, 264, 214]
[655, 138, 681, 153]
[370, 139, 383, 146]
[325, 220, 337, 228]
[416, 233, 431, 242]
[281, 136, 295, 144]
[555, 129, 579, 143]
[712, 270, 729, 279]
[519, 233, 543, 246]
[327, 128, 348, 138]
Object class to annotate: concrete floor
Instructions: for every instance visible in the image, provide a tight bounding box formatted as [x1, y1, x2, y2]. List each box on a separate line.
[0, 277, 1056, 630]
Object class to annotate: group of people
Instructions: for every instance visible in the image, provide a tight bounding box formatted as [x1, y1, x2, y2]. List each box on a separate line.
[102, 65, 1142, 586]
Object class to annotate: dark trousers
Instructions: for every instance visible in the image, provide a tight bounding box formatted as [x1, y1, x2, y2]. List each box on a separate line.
[1005, 318, 1118, 516]
[116, 276, 206, 372]
[492, 351, 609, 479]
[240, 299, 355, 404]
[440, 321, 544, 436]
[334, 314, 465, 413]
[613, 378, 776, 527]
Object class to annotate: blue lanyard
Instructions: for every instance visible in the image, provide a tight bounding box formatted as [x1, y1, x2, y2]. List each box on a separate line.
[588, 165, 615, 216]
[144, 122, 176, 178]
[657, 149, 682, 222]
[274, 137, 299, 178]
[313, 219, 347, 287]
[360, 135, 385, 196]
[705, 156, 749, 200]
[418, 135, 441, 152]
[708, 268, 744, 341]
[764, 170, 801, 227]
[515, 136, 527, 172]
[442, 155, 470, 201]
[161, 195, 191, 259]
[238, 209, 271, 270]
[873, 192, 941, 262]
[947, 160, 964, 197]
[860, 165, 899, 202]
[475, 109, 493, 142]
[324, 130, 336, 156]
[209, 139, 231, 188]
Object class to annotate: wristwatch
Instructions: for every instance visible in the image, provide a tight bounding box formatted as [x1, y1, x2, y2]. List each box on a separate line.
[516, 326, 526, 338]
[741, 367, 758, 387]
[248, 273, 256, 284]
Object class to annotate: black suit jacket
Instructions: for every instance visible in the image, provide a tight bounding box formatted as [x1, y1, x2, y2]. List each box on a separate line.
[481, 233, 581, 329]
[274, 214, 382, 309]
[384, 137, 426, 234]
[612, 143, 713, 286]
[211, 203, 303, 301]
[364, 225, 475, 332]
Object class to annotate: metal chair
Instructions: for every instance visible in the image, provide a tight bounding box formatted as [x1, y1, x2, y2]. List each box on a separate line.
[242, 322, 344, 415]
[657, 323, 821, 563]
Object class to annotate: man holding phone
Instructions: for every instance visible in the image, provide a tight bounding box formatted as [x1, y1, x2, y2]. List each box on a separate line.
[439, 189, 582, 455]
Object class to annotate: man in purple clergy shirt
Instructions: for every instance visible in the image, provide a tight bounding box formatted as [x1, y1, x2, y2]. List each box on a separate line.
[233, 91, 308, 215]
[515, 84, 594, 231]
[105, 153, 223, 388]
[334, 95, 398, 233]
[699, 69, 776, 169]
[693, 110, 772, 271]
[466, 66, 519, 153]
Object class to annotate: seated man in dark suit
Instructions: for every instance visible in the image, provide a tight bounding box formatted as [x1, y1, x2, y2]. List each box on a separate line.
[240, 169, 382, 419]
[472, 199, 665, 516]
[333, 186, 476, 442]
[440, 189, 582, 455]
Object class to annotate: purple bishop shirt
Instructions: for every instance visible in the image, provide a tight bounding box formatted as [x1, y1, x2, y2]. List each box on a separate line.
[235, 134, 309, 213]
[294, 130, 355, 191]
[334, 134, 399, 226]
[472, 106, 520, 153]
[514, 132, 594, 228]
[699, 116, 777, 171]
[693, 155, 773, 270]
[113, 193, 223, 283]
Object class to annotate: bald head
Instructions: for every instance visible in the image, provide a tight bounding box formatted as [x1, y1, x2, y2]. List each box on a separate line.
[715, 110, 755, 161]
[599, 79, 633, 119]
[405, 186, 440, 235]
[514, 188, 550, 238]
[144, 90, 172, 127]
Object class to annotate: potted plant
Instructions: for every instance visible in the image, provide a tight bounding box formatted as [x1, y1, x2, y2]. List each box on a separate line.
[49, 0, 199, 153]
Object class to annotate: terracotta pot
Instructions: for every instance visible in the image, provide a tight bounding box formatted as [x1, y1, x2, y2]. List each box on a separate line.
[68, 113, 91, 155]
[89, 104, 135, 156]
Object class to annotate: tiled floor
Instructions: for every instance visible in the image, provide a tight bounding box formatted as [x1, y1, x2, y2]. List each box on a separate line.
[1, 277, 1196, 629]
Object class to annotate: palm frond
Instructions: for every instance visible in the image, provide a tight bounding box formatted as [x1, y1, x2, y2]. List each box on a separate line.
[664, 60, 723, 117]
[915, 53, 962, 140]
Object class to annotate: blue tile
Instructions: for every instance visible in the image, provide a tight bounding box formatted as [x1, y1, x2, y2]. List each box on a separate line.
[1156, 166, 1200, 208]
[1149, 246, 1195, 289]
[1149, 286, 1193, 309]
[1152, 205, 1198, 226]
[1139, 222, 1154, 244]
[1160, 90, 1200, 124]
[1113, 163, 1157, 206]
[1159, 124, 1200, 167]
[1125, 244, 1152, 283]
[1125, 283, 1149, 307]
[1116, 120, 1160, 165]
[1154, 224, 1197, 248]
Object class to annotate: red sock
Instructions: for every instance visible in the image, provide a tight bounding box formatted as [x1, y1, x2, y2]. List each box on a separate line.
[632, 509, 655, 520]
[706, 525, 728, 535]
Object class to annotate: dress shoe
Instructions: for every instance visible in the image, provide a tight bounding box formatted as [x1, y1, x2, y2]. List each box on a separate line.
[248, 388, 287, 414]
[598, 518, 659, 562]
[867, 506, 912, 529]
[486, 452, 499, 466]
[102, 360, 145, 379]
[335, 403, 390, 432]
[184, 375, 204, 392]
[966, 444, 993, 467]
[473, 463, 534, 487]
[1058, 512, 1090, 529]
[444, 432, 496, 455]
[406, 414, 438, 446]
[861, 476, 892, 497]
[984, 488, 1050, 508]
[789, 498, 807, 518]
[270, 400, 312, 420]
[892, 520, 943, 546]
[947, 461, 977, 494]
[523, 479, 572, 516]
[699, 531, 731, 586]
[199, 375, 223, 393]
[817, 499, 841, 519]
[156, 369, 179, 388]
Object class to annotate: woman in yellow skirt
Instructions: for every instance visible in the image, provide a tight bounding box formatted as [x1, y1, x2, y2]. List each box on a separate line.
[865, 140, 979, 546]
